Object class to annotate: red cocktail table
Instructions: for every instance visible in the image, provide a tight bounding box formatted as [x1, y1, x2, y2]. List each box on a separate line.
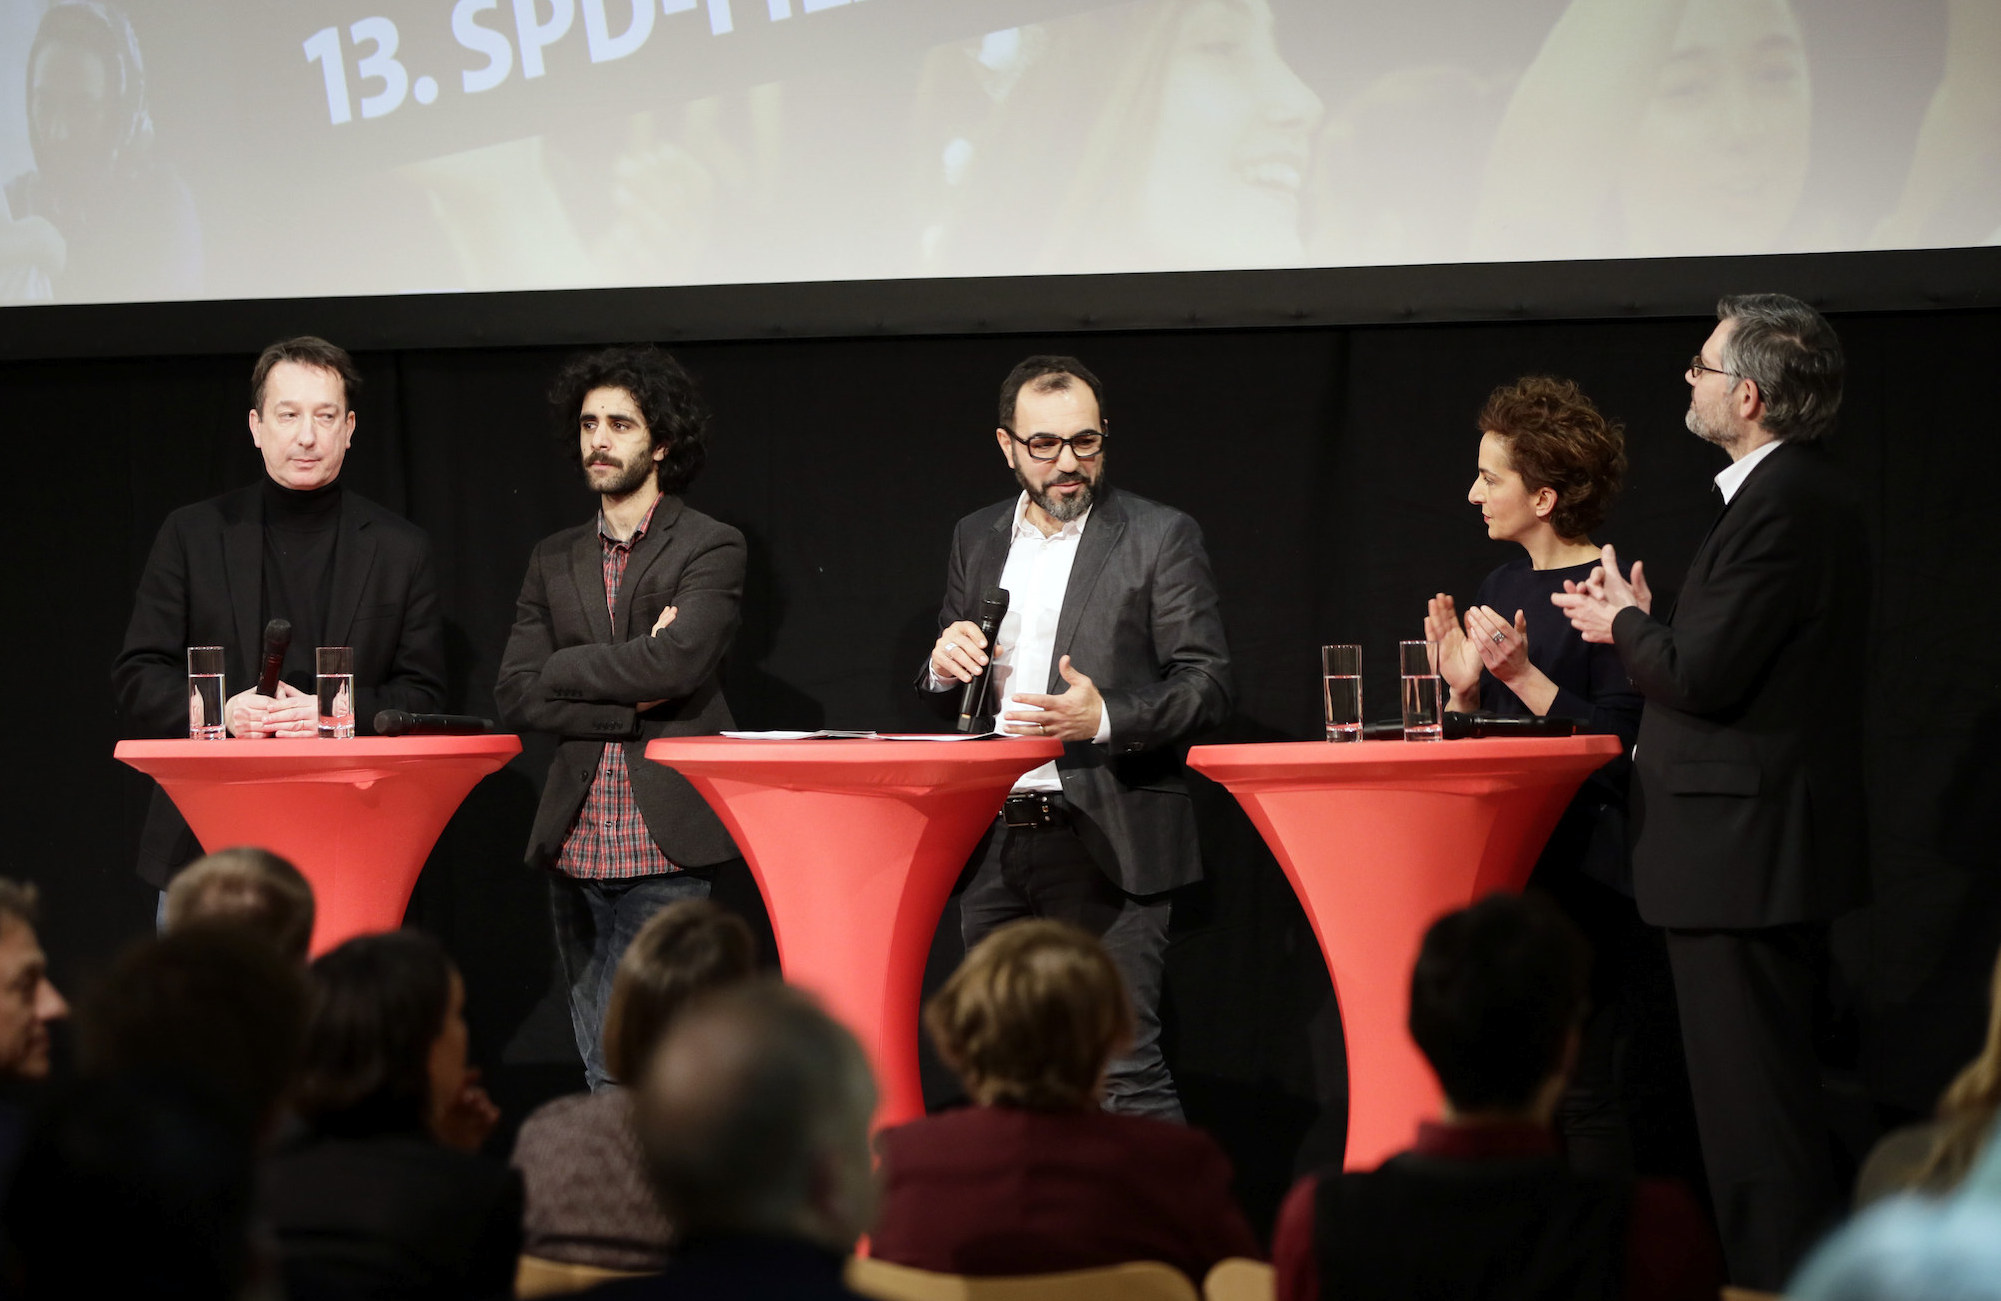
[1187, 736, 1621, 1169]
[645, 736, 1063, 1128]
[115, 736, 522, 956]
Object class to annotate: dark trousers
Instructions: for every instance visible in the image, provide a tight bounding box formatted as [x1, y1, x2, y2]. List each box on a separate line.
[1664, 925, 1836, 1290]
[958, 816, 1180, 1121]
[549, 869, 712, 1092]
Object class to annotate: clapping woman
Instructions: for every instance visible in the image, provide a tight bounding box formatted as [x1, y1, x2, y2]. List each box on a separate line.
[1424, 375, 1655, 1179]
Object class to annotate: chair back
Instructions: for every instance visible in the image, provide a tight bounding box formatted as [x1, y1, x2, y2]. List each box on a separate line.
[516, 1253, 653, 1298]
[1202, 1257, 1275, 1301]
[847, 1256, 1200, 1301]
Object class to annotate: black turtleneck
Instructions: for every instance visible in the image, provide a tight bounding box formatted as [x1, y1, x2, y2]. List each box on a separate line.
[260, 478, 343, 692]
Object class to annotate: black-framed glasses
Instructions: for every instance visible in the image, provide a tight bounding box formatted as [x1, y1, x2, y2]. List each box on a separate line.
[1006, 429, 1108, 461]
[1687, 354, 1738, 381]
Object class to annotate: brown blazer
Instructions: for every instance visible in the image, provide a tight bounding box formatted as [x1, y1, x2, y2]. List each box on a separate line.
[495, 496, 742, 870]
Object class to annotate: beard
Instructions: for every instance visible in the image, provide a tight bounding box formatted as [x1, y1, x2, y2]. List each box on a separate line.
[582, 450, 654, 497]
[1685, 397, 1734, 449]
[1015, 463, 1103, 523]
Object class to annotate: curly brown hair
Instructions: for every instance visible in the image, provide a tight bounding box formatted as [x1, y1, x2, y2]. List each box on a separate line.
[1477, 377, 1627, 540]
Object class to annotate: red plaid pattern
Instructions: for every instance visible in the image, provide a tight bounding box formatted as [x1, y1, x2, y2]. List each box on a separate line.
[556, 497, 680, 880]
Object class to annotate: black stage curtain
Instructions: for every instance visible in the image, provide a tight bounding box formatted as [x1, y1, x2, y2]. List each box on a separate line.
[8, 307, 1998, 1236]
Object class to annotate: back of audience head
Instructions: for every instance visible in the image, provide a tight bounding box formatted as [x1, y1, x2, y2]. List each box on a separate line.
[0, 879, 65, 1082]
[294, 929, 476, 1147]
[164, 846, 316, 964]
[77, 925, 305, 1139]
[924, 918, 1133, 1111]
[603, 898, 756, 1086]
[634, 981, 877, 1253]
[1906, 941, 2001, 1192]
[1408, 893, 1590, 1120]
[1, 1073, 260, 1300]
[1793, 1121, 2001, 1301]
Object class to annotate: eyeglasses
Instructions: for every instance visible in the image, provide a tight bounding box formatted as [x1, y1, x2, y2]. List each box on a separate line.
[1687, 354, 1739, 381]
[1006, 429, 1108, 461]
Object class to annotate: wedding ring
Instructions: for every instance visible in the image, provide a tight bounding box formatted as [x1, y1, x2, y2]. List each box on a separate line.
[1491, 631, 1506, 644]
[944, 641, 958, 653]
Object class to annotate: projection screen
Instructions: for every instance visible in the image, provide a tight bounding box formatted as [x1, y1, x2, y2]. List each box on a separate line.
[0, 0, 1993, 306]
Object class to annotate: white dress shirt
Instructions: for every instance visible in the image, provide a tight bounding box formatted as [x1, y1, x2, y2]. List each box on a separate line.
[932, 493, 1113, 793]
[1714, 438, 1782, 504]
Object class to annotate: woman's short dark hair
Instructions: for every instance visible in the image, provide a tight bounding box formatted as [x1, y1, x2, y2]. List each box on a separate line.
[1478, 376, 1627, 539]
[924, 919, 1131, 1110]
[549, 344, 711, 494]
[1408, 894, 1589, 1113]
[602, 900, 756, 1084]
[294, 930, 454, 1138]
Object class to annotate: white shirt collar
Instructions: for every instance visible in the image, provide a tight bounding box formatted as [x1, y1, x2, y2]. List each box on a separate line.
[1010, 491, 1092, 541]
[1714, 439, 1783, 505]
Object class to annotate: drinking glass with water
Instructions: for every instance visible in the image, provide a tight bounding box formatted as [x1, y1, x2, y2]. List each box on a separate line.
[316, 646, 355, 739]
[1399, 640, 1445, 741]
[1321, 644, 1362, 741]
[187, 646, 226, 740]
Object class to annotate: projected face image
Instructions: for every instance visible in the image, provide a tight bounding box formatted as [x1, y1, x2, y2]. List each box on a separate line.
[1139, 0, 1324, 268]
[1619, 0, 1811, 256]
[998, 382, 1106, 525]
[250, 362, 355, 491]
[579, 386, 664, 498]
[1470, 432, 1544, 543]
[30, 39, 118, 191]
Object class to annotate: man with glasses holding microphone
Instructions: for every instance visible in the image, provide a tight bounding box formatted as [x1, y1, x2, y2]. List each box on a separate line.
[922, 356, 1233, 1120]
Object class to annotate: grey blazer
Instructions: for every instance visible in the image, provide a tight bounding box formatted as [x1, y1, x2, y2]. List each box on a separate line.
[496, 496, 743, 871]
[923, 486, 1234, 894]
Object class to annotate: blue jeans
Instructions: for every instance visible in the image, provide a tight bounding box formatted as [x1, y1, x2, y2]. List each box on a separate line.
[549, 870, 711, 1092]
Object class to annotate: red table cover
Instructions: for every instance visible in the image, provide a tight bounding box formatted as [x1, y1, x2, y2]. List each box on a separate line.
[1187, 736, 1621, 1169]
[645, 735, 1063, 1129]
[115, 736, 521, 956]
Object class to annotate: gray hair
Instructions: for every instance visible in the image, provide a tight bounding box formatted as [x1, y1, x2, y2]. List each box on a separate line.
[164, 848, 316, 965]
[634, 981, 877, 1244]
[1716, 293, 1844, 443]
[0, 878, 38, 932]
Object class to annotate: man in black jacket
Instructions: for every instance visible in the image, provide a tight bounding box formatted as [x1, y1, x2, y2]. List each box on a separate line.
[113, 336, 446, 894]
[496, 345, 742, 1091]
[923, 355, 1233, 1120]
[1556, 293, 1869, 1288]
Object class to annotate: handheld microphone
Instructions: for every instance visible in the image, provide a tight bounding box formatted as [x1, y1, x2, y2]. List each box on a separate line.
[373, 711, 497, 737]
[256, 619, 292, 697]
[955, 586, 1011, 733]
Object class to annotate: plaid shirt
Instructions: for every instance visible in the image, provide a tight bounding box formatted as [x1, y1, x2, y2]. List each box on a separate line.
[556, 496, 680, 880]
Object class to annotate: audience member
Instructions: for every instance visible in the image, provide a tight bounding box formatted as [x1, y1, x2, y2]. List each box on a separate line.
[0, 1074, 262, 1300]
[1854, 942, 2001, 1206]
[0, 880, 65, 1083]
[1793, 1116, 2001, 1301]
[264, 930, 519, 1301]
[512, 899, 755, 1270]
[163, 845, 317, 963]
[582, 981, 877, 1299]
[1273, 894, 1722, 1301]
[871, 919, 1258, 1280]
[75, 924, 307, 1140]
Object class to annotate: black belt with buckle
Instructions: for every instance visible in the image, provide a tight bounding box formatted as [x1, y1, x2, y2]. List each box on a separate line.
[1002, 793, 1068, 828]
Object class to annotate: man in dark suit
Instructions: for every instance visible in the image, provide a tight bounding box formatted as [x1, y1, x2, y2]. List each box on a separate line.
[1555, 294, 1869, 1288]
[924, 355, 1233, 1119]
[113, 336, 446, 893]
[496, 345, 743, 1091]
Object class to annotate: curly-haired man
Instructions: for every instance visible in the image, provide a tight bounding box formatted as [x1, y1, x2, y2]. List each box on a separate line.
[497, 345, 744, 1091]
